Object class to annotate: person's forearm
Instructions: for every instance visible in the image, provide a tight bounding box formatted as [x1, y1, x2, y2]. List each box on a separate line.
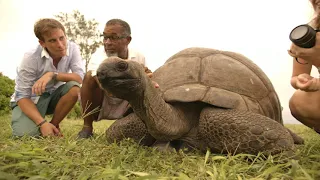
[56, 72, 82, 84]
[17, 98, 44, 125]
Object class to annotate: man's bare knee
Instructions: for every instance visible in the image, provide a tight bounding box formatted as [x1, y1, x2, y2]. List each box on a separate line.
[68, 86, 80, 99]
[83, 72, 98, 87]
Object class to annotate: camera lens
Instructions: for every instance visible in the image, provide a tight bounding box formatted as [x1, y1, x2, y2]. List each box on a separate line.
[291, 26, 308, 39]
[289, 24, 316, 48]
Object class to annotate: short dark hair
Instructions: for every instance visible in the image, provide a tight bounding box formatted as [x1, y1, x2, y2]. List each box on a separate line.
[106, 19, 131, 36]
[34, 18, 66, 41]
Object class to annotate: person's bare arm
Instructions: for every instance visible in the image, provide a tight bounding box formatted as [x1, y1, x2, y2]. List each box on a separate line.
[54, 72, 82, 84]
[17, 98, 44, 125]
[290, 58, 312, 89]
[32, 72, 82, 95]
[17, 98, 59, 136]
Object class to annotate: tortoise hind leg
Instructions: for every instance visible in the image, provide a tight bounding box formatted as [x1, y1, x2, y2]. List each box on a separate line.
[106, 113, 156, 146]
[198, 107, 295, 155]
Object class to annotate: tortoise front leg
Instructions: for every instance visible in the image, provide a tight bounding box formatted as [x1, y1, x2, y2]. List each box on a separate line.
[106, 113, 156, 146]
[198, 107, 295, 155]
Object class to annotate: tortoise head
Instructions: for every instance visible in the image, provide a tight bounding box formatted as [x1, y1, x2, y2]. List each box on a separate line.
[97, 57, 147, 99]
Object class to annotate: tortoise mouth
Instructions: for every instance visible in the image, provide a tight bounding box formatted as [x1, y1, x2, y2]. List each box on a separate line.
[99, 76, 141, 91]
[108, 77, 140, 85]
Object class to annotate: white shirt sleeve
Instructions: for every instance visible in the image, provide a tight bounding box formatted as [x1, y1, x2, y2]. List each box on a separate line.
[88, 47, 107, 76]
[129, 49, 146, 66]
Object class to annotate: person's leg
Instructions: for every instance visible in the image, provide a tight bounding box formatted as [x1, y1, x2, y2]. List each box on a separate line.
[78, 72, 103, 138]
[47, 81, 80, 128]
[289, 90, 320, 133]
[11, 93, 52, 137]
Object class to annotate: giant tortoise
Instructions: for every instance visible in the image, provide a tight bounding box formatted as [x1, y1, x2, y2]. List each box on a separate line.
[96, 47, 303, 155]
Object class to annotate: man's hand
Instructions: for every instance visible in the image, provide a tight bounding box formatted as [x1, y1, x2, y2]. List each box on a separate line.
[295, 73, 320, 92]
[152, 81, 159, 88]
[144, 66, 153, 78]
[40, 122, 61, 137]
[144, 66, 159, 88]
[32, 72, 55, 95]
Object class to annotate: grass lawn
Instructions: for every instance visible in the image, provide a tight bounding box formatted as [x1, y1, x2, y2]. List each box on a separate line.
[0, 114, 319, 180]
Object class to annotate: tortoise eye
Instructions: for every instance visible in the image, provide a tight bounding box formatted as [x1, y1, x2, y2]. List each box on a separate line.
[116, 61, 128, 72]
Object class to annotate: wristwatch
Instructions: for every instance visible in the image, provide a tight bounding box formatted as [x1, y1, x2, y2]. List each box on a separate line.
[52, 72, 58, 81]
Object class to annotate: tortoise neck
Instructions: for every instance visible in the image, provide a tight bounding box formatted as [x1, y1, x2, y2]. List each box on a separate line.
[129, 77, 166, 122]
[128, 77, 191, 140]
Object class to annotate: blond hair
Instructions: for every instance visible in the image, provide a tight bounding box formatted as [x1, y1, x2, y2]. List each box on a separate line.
[34, 18, 65, 41]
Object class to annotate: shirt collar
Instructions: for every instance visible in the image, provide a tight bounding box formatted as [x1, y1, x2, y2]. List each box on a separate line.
[41, 43, 70, 59]
[41, 48, 50, 58]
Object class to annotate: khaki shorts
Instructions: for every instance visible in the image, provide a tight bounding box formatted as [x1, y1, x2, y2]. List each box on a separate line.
[11, 81, 80, 137]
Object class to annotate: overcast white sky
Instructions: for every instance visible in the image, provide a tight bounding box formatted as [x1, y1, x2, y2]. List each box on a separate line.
[0, 0, 316, 124]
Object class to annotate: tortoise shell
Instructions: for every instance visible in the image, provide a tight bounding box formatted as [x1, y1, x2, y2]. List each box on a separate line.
[152, 47, 282, 123]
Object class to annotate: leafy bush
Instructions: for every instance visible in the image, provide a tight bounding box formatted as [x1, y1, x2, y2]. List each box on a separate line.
[0, 73, 15, 115]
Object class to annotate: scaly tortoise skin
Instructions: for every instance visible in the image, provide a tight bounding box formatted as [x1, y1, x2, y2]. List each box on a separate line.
[97, 47, 303, 155]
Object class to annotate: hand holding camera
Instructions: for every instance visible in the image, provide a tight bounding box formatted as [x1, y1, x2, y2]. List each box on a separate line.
[290, 24, 319, 48]
[289, 24, 320, 63]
